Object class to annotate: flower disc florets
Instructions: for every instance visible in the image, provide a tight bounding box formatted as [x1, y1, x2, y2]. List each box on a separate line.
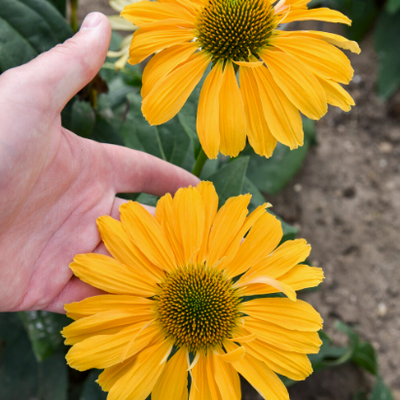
[156, 264, 241, 352]
[196, 0, 276, 62]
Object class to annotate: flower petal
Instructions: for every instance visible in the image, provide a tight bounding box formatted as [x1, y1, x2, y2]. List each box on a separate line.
[98, 357, 137, 392]
[197, 61, 224, 159]
[279, 264, 325, 291]
[239, 66, 278, 157]
[152, 348, 189, 400]
[70, 253, 157, 296]
[219, 60, 247, 157]
[120, 201, 176, 272]
[317, 77, 355, 112]
[142, 42, 199, 98]
[142, 51, 210, 125]
[284, 8, 352, 25]
[213, 351, 241, 399]
[260, 48, 327, 120]
[189, 353, 213, 400]
[218, 346, 246, 363]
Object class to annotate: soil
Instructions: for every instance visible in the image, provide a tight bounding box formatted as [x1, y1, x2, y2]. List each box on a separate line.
[77, 3, 400, 399]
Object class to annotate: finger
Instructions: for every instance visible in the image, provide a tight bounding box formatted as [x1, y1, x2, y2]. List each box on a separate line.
[104, 145, 200, 195]
[3, 12, 111, 113]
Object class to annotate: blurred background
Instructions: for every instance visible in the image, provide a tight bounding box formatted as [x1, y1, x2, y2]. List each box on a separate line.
[0, 0, 399, 399]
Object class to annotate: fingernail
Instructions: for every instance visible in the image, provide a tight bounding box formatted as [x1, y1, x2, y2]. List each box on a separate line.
[80, 12, 101, 30]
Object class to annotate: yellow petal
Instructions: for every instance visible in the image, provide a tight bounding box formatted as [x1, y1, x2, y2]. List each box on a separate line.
[97, 216, 162, 282]
[189, 353, 213, 400]
[197, 61, 224, 159]
[121, 1, 195, 27]
[108, 339, 173, 400]
[66, 321, 161, 371]
[205, 356, 223, 400]
[218, 346, 246, 363]
[65, 294, 153, 320]
[207, 195, 251, 268]
[260, 48, 327, 120]
[212, 352, 241, 400]
[142, 42, 199, 98]
[280, 30, 360, 54]
[252, 65, 303, 149]
[244, 239, 311, 280]
[70, 253, 157, 296]
[279, 264, 325, 291]
[228, 332, 258, 343]
[120, 201, 176, 272]
[142, 51, 210, 125]
[158, 0, 200, 14]
[195, 181, 219, 264]
[284, 8, 352, 25]
[239, 65, 278, 157]
[317, 77, 355, 112]
[244, 317, 322, 354]
[224, 342, 289, 400]
[243, 339, 313, 381]
[241, 298, 323, 331]
[271, 35, 353, 84]
[219, 60, 247, 157]
[155, 193, 185, 267]
[152, 348, 189, 400]
[128, 23, 195, 65]
[233, 60, 264, 67]
[98, 357, 137, 392]
[225, 211, 283, 279]
[62, 310, 153, 345]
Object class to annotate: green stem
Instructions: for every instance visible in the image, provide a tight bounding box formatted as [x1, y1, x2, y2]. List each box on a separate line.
[71, 0, 79, 32]
[192, 148, 208, 177]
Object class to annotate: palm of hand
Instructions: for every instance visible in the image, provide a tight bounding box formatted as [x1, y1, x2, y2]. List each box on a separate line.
[0, 14, 198, 313]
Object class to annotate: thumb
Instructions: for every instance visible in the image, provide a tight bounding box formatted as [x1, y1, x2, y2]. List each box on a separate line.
[11, 12, 111, 113]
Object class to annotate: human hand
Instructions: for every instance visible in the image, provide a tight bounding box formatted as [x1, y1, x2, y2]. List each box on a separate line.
[0, 13, 199, 314]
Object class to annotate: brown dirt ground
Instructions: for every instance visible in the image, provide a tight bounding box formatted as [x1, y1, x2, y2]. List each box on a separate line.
[78, 2, 400, 399]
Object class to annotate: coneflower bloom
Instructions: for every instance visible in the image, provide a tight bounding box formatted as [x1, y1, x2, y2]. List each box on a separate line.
[121, 0, 360, 159]
[63, 182, 324, 400]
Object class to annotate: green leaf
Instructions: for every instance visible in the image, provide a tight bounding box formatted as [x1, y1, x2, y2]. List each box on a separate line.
[92, 111, 124, 146]
[207, 157, 249, 207]
[353, 341, 378, 376]
[386, 0, 400, 14]
[135, 193, 159, 207]
[369, 377, 395, 400]
[45, 0, 66, 16]
[80, 370, 107, 400]
[375, 9, 400, 99]
[246, 118, 315, 195]
[18, 311, 69, 362]
[68, 100, 96, 138]
[38, 354, 68, 400]
[0, 0, 73, 73]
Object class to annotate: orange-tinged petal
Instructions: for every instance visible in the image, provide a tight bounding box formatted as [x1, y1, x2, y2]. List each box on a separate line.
[253, 65, 303, 149]
[173, 186, 206, 264]
[142, 51, 210, 125]
[243, 339, 313, 381]
[244, 317, 322, 354]
[70, 253, 157, 296]
[284, 8, 352, 25]
[225, 211, 283, 279]
[239, 66, 277, 157]
[271, 36, 353, 84]
[141, 42, 199, 98]
[108, 339, 173, 400]
[65, 294, 153, 320]
[224, 341, 289, 400]
[128, 23, 195, 65]
[207, 194, 251, 268]
[197, 61, 224, 159]
[98, 357, 137, 392]
[212, 352, 241, 400]
[317, 77, 355, 112]
[121, 1, 195, 27]
[152, 348, 188, 400]
[66, 321, 160, 370]
[97, 216, 162, 282]
[195, 181, 218, 264]
[241, 298, 323, 332]
[219, 60, 247, 157]
[260, 48, 327, 120]
[120, 201, 176, 272]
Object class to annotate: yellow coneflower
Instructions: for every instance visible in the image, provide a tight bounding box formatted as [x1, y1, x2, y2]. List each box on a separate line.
[121, 0, 360, 159]
[63, 182, 324, 400]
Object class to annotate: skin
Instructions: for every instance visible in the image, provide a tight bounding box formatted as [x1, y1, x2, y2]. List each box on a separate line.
[0, 13, 199, 314]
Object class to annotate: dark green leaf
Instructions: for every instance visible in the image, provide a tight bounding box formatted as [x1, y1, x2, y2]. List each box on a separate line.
[375, 9, 400, 99]
[0, 0, 72, 73]
[369, 377, 395, 400]
[18, 311, 68, 362]
[92, 112, 124, 146]
[38, 354, 68, 400]
[352, 342, 378, 375]
[69, 100, 96, 138]
[135, 193, 159, 207]
[45, 0, 66, 16]
[386, 0, 400, 14]
[80, 370, 107, 400]
[207, 157, 249, 207]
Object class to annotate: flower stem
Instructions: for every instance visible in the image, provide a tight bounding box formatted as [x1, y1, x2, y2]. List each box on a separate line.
[192, 148, 208, 178]
[70, 0, 79, 32]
